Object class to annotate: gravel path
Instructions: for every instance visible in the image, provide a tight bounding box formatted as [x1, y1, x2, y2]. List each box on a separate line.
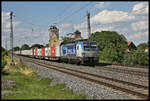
[15, 56, 135, 99]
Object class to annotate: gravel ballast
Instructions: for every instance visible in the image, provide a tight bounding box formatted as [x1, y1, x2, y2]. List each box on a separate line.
[16, 56, 134, 99]
[38, 58, 149, 87]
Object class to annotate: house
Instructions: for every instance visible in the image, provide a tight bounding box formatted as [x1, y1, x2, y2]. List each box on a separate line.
[125, 48, 131, 53]
[145, 47, 149, 52]
[125, 41, 136, 53]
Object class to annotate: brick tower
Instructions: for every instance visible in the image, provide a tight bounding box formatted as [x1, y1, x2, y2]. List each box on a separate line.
[48, 26, 60, 47]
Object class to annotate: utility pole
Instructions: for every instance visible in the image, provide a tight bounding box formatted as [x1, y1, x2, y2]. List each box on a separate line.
[10, 11, 15, 65]
[87, 11, 91, 39]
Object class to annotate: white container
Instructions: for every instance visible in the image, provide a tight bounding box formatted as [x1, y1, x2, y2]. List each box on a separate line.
[17, 51, 19, 54]
[45, 47, 48, 56]
[48, 47, 51, 56]
[31, 49, 34, 56]
[26, 50, 30, 55]
[55, 46, 60, 57]
[22, 50, 25, 55]
[45, 47, 51, 57]
[38, 48, 41, 56]
[29, 49, 32, 56]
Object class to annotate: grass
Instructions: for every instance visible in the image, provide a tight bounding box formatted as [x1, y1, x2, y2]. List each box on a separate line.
[2, 56, 87, 100]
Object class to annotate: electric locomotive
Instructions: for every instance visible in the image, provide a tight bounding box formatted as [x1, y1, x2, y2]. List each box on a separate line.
[60, 39, 99, 65]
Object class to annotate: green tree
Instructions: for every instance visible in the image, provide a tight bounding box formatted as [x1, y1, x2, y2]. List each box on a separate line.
[61, 36, 73, 45]
[89, 31, 127, 64]
[30, 44, 44, 48]
[122, 50, 149, 66]
[120, 34, 127, 42]
[13, 46, 20, 51]
[137, 43, 148, 51]
[45, 44, 49, 47]
[1, 47, 7, 70]
[21, 44, 30, 50]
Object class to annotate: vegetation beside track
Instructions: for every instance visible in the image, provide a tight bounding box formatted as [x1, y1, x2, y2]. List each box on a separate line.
[89, 31, 149, 66]
[2, 56, 86, 100]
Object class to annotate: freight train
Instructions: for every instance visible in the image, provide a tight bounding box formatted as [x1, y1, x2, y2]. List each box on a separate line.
[14, 39, 99, 65]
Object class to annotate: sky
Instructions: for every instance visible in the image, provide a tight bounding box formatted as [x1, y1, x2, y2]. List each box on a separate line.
[1, 1, 149, 49]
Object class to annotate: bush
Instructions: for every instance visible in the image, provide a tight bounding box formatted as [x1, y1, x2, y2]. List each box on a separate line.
[1, 51, 7, 70]
[122, 50, 149, 66]
[100, 47, 118, 63]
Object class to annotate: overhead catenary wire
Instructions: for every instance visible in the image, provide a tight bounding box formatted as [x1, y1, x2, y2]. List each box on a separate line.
[50, 2, 73, 25]
[57, 2, 93, 24]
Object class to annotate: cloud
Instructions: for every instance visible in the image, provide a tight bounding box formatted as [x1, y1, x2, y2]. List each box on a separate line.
[2, 11, 21, 33]
[2, 11, 10, 24]
[59, 23, 74, 37]
[74, 22, 87, 30]
[92, 25, 115, 33]
[131, 20, 148, 31]
[94, 2, 110, 9]
[132, 2, 148, 15]
[129, 31, 148, 39]
[91, 10, 135, 24]
[59, 24, 72, 30]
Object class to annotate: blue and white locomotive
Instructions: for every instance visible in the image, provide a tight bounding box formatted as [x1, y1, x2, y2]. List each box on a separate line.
[60, 39, 99, 65]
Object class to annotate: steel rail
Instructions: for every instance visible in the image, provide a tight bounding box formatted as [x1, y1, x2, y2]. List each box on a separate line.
[24, 58, 148, 99]
[95, 66, 148, 77]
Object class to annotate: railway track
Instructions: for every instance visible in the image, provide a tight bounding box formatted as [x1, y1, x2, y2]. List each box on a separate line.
[95, 66, 148, 77]
[97, 63, 148, 69]
[23, 57, 149, 100]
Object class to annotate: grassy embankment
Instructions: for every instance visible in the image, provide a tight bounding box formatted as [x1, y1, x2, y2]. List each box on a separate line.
[2, 56, 86, 99]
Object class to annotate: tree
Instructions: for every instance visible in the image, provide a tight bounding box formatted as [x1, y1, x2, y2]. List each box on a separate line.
[13, 46, 20, 51]
[89, 31, 127, 64]
[21, 44, 30, 50]
[45, 43, 49, 47]
[30, 44, 44, 49]
[120, 34, 127, 42]
[137, 43, 148, 51]
[122, 50, 149, 66]
[61, 36, 73, 45]
[1, 47, 7, 70]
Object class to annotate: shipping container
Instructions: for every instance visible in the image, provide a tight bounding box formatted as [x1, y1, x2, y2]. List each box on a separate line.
[20, 50, 21, 55]
[30, 49, 32, 56]
[51, 46, 55, 56]
[26, 50, 30, 55]
[41, 48, 45, 56]
[36, 48, 38, 56]
[38, 48, 41, 56]
[17, 50, 19, 54]
[34, 49, 36, 56]
[55, 46, 60, 57]
[45, 47, 51, 56]
[45, 47, 48, 56]
[32, 49, 34, 56]
[48, 47, 51, 56]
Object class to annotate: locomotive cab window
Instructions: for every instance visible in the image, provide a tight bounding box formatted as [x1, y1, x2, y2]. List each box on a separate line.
[83, 41, 98, 51]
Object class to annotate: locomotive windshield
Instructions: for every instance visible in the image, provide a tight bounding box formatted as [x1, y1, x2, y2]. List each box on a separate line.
[83, 41, 98, 51]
